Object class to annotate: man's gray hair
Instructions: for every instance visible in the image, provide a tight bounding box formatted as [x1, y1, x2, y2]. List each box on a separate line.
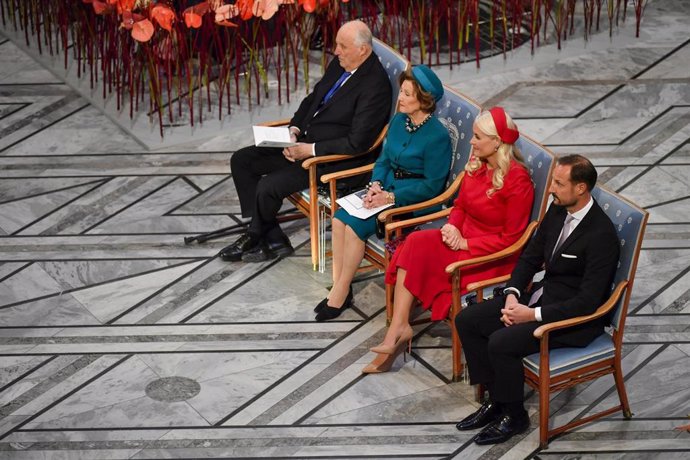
[345, 20, 373, 48]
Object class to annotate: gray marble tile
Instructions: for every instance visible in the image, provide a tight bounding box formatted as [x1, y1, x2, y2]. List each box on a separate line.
[0, 355, 49, 389]
[183, 175, 228, 192]
[0, 262, 65, 305]
[1, 105, 146, 156]
[36, 259, 199, 291]
[27, 355, 209, 428]
[0, 293, 101, 327]
[69, 261, 204, 323]
[0, 181, 102, 235]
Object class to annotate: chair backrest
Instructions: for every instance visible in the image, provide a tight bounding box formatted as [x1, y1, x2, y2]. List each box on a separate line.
[372, 38, 409, 117]
[433, 85, 481, 205]
[591, 186, 648, 330]
[515, 135, 556, 222]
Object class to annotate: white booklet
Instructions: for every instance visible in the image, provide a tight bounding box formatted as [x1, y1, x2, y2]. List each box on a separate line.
[252, 126, 299, 148]
[336, 188, 393, 220]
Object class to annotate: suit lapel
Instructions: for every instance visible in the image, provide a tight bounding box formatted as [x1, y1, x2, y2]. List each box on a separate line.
[314, 53, 374, 116]
[552, 201, 599, 257]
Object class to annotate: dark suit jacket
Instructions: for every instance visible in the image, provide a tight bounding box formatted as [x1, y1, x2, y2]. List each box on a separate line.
[505, 199, 620, 346]
[289, 52, 392, 174]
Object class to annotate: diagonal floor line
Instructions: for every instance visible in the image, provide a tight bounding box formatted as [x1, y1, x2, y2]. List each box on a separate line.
[0, 258, 202, 311]
[9, 178, 111, 236]
[630, 263, 690, 315]
[0, 354, 132, 442]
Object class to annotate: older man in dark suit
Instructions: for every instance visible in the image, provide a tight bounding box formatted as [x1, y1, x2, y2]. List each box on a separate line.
[454, 154, 620, 445]
[221, 20, 392, 263]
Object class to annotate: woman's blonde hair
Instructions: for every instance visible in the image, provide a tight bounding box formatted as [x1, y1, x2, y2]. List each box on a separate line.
[465, 110, 525, 196]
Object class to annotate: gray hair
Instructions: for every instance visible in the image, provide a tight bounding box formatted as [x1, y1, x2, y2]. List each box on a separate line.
[343, 20, 372, 48]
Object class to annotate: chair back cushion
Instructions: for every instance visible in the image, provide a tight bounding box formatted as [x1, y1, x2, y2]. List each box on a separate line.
[591, 186, 648, 330]
[372, 39, 409, 117]
[514, 136, 555, 222]
[434, 86, 480, 205]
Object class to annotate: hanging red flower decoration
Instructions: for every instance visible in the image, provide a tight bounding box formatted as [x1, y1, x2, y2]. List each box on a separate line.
[121, 10, 145, 30]
[131, 18, 155, 42]
[215, 3, 240, 27]
[237, 0, 254, 20]
[151, 4, 176, 32]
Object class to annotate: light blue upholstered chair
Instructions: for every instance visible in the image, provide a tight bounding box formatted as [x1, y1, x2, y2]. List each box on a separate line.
[522, 185, 648, 448]
[443, 136, 555, 380]
[285, 38, 408, 271]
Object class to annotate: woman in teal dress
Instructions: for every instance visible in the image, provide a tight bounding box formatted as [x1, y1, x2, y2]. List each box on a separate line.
[314, 65, 453, 321]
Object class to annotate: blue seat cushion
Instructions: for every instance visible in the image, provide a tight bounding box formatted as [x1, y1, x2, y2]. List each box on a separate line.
[523, 333, 615, 377]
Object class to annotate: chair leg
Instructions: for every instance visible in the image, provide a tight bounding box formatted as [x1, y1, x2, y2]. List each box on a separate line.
[613, 362, 633, 418]
[451, 319, 463, 382]
[475, 384, 485, 403]
[385, 283, 394, 325]
[539, 378, 551, 449]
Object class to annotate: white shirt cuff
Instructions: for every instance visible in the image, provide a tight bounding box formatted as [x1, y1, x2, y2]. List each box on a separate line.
[534, 307, 543, 322]
[311, 144, 316, 156]
[503, 287, 520, 298]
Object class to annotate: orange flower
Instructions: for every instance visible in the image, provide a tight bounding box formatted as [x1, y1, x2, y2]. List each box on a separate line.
[183, 1, 210, 29]
[237, 0, 254, 20]
[253, 0, 280, 20]
[131, 18, 155, 42]
[91, 0, 113, 14]
[116, 0, 136, 14]
[151, 4, 176, 32]
[121, 10, 145, 29]
[215, 3, 240, 27]
[300, 0, 316, 13]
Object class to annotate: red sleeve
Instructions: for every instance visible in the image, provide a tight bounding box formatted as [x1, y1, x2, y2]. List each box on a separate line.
[466, 166, 535, 256]
[447, 179, 467, 229]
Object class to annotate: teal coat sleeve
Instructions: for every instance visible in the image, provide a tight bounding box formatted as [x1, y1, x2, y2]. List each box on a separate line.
[371, 115, 452, 209]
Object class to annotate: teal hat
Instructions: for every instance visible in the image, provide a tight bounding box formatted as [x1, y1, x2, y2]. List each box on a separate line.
[411, 65, 444, 102]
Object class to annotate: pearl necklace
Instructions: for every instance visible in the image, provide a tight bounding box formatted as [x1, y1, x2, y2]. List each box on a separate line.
[404, 113, 432, 133]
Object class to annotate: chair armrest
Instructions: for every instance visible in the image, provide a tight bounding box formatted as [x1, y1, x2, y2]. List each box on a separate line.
[378, 172, 465, 222]
[302, 124, 389, 171]
[532, 281, 629, 339]
[465, 275, 511, 293]
[321, 163, 375, 183]
[301, 154, 352, 169]
[259, 119, 291, 127]
[444, 221, 539, 274]
[385, 208, 452, 233]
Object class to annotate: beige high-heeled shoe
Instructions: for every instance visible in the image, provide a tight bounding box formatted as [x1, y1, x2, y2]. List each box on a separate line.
[361, 353, 394, 374]
[362, 336, 411, 374]
[370, 324, 413, 355]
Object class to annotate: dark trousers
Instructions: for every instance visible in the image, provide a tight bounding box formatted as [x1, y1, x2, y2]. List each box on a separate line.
[455, 296, 567, 404]
[230, 145, 309, 238]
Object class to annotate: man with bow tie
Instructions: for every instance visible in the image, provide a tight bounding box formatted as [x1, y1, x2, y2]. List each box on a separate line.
[454, 154, 620, 445]
[221, 20, 392, 263]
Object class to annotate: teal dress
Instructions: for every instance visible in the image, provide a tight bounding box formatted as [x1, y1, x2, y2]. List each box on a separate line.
[334, 112, 453, 240]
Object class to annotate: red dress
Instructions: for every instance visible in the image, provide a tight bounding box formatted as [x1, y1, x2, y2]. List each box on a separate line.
[385, 160, 535, 320]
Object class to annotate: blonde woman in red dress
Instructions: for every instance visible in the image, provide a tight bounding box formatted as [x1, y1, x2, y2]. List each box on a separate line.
[363, 107, 535, 373]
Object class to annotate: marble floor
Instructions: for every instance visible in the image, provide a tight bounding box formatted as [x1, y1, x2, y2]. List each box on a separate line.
[1, 0, 690, 458]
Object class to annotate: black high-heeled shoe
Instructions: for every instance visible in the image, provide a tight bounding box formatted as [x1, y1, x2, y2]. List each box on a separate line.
[313, 297, 328, 313]
[314, 287, 353, 314]
[314, 291, 353, 322]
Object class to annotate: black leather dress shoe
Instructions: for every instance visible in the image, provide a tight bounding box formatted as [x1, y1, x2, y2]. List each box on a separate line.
[473, 412, 530, 445]
[266, 235, 294, 258]
[241, 244, 277, 263]
[315, 296, 353, 322]
[314, 287, 353, 313]
[219, 233, 258, 262]
[455, 400, 502, 431]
